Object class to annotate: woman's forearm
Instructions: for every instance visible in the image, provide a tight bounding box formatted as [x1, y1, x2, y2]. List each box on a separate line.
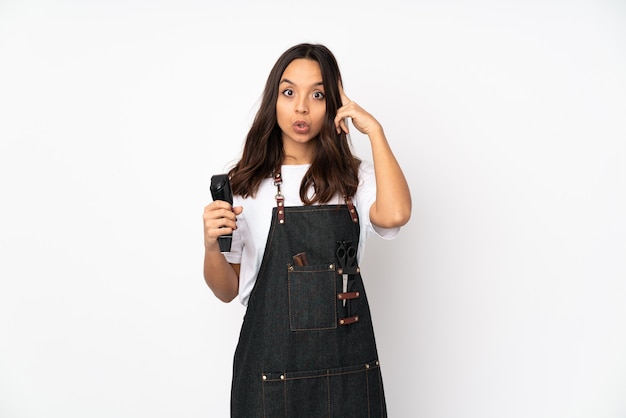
[203, 246, 240, 303]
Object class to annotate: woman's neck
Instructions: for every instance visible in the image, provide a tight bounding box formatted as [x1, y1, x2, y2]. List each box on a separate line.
[282, 139, 314, 165]
[282, 155, 312, 165]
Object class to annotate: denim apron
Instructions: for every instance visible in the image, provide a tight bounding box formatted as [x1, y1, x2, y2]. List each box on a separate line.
[231, 171, 387, 417]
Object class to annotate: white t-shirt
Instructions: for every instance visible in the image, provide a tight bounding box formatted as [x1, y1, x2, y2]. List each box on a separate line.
[224, 160, 399, 306]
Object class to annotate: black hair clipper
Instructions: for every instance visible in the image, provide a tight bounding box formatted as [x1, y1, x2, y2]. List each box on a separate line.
[210, 174, 234, 253]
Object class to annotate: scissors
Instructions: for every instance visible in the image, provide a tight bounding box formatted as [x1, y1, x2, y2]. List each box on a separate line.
[336, 241, 357, 306]
[336, 241, 357, 271]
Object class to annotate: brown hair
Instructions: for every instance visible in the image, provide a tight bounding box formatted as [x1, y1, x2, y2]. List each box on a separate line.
[228, 43, 361, 204]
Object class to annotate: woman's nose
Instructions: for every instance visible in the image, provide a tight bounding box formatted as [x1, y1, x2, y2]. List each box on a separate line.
[295, 98, 308, 114]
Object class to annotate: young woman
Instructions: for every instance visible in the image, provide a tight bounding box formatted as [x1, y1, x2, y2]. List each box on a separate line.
[203, 43, 411, 417]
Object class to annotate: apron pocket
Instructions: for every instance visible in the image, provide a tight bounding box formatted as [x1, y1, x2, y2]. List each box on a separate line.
[261, 360, 385, 418]
[288, 263, 337, 331]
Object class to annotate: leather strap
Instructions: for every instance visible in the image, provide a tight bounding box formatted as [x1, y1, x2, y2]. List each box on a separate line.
[337, 291, 360, 300]
[339, 315, 359, 325]
[345, 196, 358, 223]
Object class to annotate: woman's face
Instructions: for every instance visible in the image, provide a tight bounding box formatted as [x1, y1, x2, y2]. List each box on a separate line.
[276, 58, 326, 154]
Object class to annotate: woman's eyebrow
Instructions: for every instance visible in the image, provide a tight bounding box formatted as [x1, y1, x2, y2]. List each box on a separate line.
[279, 78, 324, 88]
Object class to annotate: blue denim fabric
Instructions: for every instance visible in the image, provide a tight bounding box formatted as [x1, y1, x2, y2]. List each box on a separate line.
[231, 205, 387, 417]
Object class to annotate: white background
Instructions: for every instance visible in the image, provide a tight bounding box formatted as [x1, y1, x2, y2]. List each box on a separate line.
[1, 0, 625, 417]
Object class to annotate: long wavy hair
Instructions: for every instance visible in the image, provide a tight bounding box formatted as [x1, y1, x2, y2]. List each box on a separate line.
[228, 43, 361, 205]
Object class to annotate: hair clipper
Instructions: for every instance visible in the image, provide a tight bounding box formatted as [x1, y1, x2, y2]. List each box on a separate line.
[210, 174, 234, 253]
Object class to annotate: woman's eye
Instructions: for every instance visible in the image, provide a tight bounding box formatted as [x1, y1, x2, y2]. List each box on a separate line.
[282, 89, 294, 97]
[313, 91, 325, 99]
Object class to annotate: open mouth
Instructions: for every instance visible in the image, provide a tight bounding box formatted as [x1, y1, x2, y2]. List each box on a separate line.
[293, 121, 310, 134]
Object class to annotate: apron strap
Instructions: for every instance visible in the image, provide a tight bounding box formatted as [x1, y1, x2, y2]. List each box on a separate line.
[274, 167, 285, 224]
[273, 166, 359, 225]
[344, 195, 359, 223]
